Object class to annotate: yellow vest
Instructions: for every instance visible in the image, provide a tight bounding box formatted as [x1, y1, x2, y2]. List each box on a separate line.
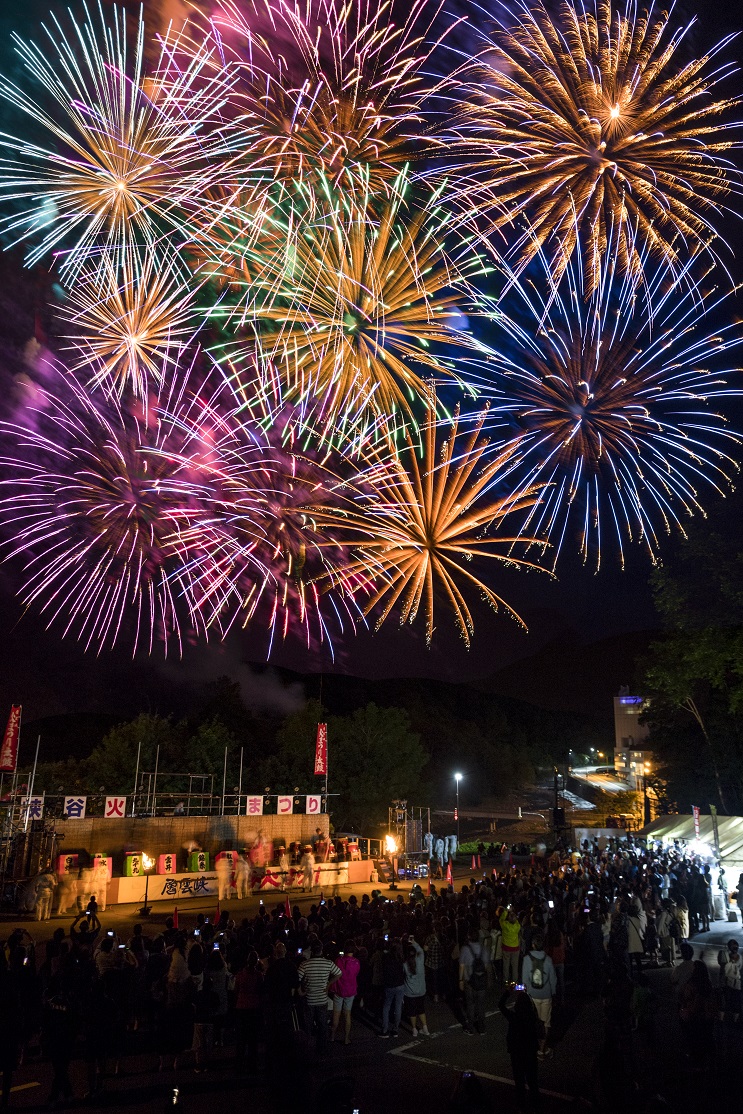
[500, 912, 521, 949]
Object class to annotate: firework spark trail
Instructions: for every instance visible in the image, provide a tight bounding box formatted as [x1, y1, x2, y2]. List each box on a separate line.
[209, 170, 491, 440]
[471, 243, 743, 569]
[61, 245, 203, 400]
[0, 3, 240, 280]
[208, 0, 455, 195]
[0, 0, 740, 658]
[308, 391, 546, 646]
[154, 373, 376, 658]
[446, 0, 743, 290]
[0, 355, 221, 655]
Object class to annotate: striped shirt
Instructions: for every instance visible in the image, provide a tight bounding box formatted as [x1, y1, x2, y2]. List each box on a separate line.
[424, 934, 448, 969]
[298, 957, 342, 1006]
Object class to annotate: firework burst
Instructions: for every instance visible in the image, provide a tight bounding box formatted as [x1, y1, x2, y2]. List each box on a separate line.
[475, 248, 743, 568]
[309, 394, 545, 646]
[0, 0, 741, 662]
[157, 377, 374, 657]
[210, 0, 450, 195]
[212, 172, 488, 437]
[0, 4, 237, 278]
[0, 357, 213, 655]
[61, 247, 201, 399]
[449, 0, 743, 289]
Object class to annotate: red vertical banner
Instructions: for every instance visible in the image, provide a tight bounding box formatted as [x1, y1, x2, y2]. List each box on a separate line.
[314, 723, 328, 777]
[0, 705, 21, 772]
[692, 805, 700, 839]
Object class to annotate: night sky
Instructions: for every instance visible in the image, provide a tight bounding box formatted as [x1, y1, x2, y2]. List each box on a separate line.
[0, 0, 740, 722]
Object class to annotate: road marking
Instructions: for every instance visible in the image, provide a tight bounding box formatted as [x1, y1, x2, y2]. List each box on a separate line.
[389, 1008, 500, 1049]
[391, 1049, 573, 1101]
[389, 1008, 573, 1103]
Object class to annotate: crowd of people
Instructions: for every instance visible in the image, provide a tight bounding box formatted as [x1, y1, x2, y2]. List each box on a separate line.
[0, 836, 738, 1111]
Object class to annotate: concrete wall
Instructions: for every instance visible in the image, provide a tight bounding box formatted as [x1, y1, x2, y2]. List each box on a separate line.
[54, 813, 329, 872]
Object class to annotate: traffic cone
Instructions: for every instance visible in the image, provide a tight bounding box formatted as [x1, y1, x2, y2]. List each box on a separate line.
[477, 855, 481, 869]
[173, 906, 179, 929]
[284, 895, 292, 920]
[471, 854, 476, 870]
[446, 860, 453, 887]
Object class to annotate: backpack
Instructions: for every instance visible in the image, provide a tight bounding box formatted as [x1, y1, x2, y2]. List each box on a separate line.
[468, 947, 487, 991]
[529, 954, 546, 990]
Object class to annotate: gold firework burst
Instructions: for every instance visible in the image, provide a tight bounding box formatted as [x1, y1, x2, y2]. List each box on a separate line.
[0, 7, 237, 278]
[310, 395, 546, 645]
[450, 0, 742, 289]
[214, 174, 487, 433]
[62, 249, 198, 399]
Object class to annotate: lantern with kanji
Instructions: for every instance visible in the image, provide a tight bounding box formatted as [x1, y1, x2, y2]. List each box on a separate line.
[92, 854, 112, 880]
[189, 850, 209, 872]
[124, 852, 143, 877]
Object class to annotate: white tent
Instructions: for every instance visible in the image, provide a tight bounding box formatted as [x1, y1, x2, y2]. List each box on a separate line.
[643, 814, 743, 891]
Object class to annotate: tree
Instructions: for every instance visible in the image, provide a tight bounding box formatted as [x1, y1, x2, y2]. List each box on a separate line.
[262, 700, 428, 832]
[23, 758, 86, 795]
[643, 634, 733, 812]
[182, 717, 239, 789]
[642, 489, 743, 813]
[329, 703, 428, 831]
[259, 698, 327, 793]
[86, 713, 179, 795]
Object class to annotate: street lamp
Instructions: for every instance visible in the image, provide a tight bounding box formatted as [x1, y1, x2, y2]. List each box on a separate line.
[454, 773, 463, 845]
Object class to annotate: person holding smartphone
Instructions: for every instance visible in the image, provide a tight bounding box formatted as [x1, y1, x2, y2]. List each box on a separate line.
[499, 986, 540, 1110]
[499, 906, 522, 985]
[330, 945, 361, 1044]
[378, 940, 405, 1039]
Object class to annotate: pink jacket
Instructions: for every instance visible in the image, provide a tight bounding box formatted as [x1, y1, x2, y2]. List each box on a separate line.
[332, 955, 360, 997]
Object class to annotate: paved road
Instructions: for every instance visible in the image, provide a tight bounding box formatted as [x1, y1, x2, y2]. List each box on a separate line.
[2, 877, 741, 1113]
[571, 767, 633, 794]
